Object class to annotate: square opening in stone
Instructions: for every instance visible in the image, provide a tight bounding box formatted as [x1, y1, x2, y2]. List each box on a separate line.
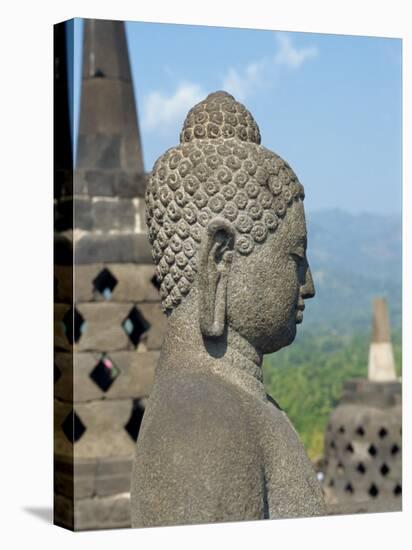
[93, 268, 118, 300]
[378, 427, 388, 439]
[393, 484, 402, 496]
[61, 410, 86, 443]
[54, 363, 62, 384]
[391, 443, 400, 456]
[368, 444, 377, 457]
[380, 463, 390, 477]
[125, 399, 145, 441]
[122, 306, 150, 348]
[356, 462, 366, 474]
[62, 306, 86, 344]
[368, 483, 379, 498]
[345, 483, 354, 494]
[90, 354, 120, 392]
[151, 273, 161, 291]
[346, 443, 354, 453]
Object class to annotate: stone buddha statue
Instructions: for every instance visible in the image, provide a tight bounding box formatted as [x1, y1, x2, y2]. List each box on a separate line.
[130, 91, 325, 527]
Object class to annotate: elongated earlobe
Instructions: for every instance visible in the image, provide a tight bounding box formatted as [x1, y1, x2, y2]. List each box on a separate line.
[198, 217, 235, 338]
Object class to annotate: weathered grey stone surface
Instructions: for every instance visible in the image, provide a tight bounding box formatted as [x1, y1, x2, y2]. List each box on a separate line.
[78, 19, 143, 174]
[75, 493, 132, 530]
[68, 263, 159, 303]
[55, 455, 134, 500]
[74, 233, 152, 264]
[322, 298, 402, 512]
[72, 302, 165, 352]
[54, 265, 73, 303]
[55, 398, 137, 459]
[54, 303, 71, 351]
[74, 170, 146, 198]
[322, 378, 401, 509]
[131, 91, 325, 527]
[55, 350, 157, 402]
[55, 492, 131, 531]
[54, 18, 164, 532]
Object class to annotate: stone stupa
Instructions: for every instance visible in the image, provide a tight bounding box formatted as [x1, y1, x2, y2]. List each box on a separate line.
[54, 18, 165, 531]
[322, 298, 402, 514]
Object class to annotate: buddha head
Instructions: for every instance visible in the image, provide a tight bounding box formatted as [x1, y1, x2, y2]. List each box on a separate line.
[145, 91, 315, 355]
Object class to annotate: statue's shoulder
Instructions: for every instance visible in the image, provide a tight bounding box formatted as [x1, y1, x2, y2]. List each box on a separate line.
[151, 369, 251, 435]
[132, 369, 266, 526]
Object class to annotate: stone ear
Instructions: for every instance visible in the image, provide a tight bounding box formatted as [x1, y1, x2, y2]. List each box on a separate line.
[198, 217, 235, 338]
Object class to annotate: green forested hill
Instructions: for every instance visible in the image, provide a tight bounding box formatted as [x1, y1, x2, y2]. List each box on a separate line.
[262, 209, 402, 460]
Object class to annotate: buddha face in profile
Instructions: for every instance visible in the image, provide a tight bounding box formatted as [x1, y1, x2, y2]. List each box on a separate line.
[146, 91, 315, 356]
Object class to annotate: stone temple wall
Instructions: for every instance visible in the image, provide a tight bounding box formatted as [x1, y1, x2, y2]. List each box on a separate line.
[322, 379, 402, 514]
[53, 19, 166, 530]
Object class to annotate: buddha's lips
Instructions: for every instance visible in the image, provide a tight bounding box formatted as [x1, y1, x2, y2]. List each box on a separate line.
[296, 303, 305, 323]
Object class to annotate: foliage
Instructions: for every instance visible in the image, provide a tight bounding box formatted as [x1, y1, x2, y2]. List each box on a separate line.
[262, 328, 402, 461]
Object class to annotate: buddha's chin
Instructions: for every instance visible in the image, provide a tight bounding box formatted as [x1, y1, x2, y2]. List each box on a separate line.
[266, 323, 296, 353]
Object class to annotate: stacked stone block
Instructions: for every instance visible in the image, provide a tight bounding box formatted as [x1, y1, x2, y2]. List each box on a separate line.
[54, 18, 165, 530]
[54, 262, 166, 529]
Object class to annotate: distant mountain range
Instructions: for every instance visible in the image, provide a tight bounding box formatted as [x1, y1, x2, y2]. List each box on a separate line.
[301, 209, 402, 333]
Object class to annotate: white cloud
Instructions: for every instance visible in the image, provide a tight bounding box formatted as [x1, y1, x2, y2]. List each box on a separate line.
[274, 34, 318, 68]
[222, 33, 318, 103]
[141, 34, 318, 132]
[222, 59, 267, 102]
[141, 82, 206, 131]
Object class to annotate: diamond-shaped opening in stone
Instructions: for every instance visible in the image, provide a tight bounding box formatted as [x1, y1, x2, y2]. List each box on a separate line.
[356, 426, 365, 437]
[337, 462, 344, 475]
[378, 427, 388, 439]
[357, 462, 366, 475]
[125, 399, 145, 441]
[380, 463, 390, 477]
[122, 306, 150, 348]
[338, 426, 345, 434]
[62, 307, 86, 344]
[151, 273, 161, 291]
[330, 441, 336, 449]
[54, 363, 61, 384]
[368, 444, 377, 457]
[61, 410, 86, 443]
[93, 268, 118, 300]
[368, 483, 379, 498]
[391, 443, 400, 456]
[328, 478, 335, 488]
[393, 484, 402, 496]
[346, 443, 354, 453]
[89, 354, 120, 393]
[345, 483, 354, 494]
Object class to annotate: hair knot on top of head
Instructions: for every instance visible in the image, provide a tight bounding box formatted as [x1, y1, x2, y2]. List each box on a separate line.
[145, 91, 305, 314]
[180, 91, 262, 145]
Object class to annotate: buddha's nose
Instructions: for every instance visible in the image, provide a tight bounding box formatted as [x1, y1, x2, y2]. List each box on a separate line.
[301, 265, 315, 299]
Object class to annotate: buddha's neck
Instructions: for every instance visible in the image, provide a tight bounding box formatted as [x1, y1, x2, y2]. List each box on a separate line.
[157, 298, 267, 401]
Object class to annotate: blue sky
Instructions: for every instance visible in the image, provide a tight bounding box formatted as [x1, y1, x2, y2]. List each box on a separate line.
[69, 19, 402, 215]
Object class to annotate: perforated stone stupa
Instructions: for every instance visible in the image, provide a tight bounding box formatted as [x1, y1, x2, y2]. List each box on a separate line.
[53, 19, 165, 530]
[322, 298, 401, 514]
